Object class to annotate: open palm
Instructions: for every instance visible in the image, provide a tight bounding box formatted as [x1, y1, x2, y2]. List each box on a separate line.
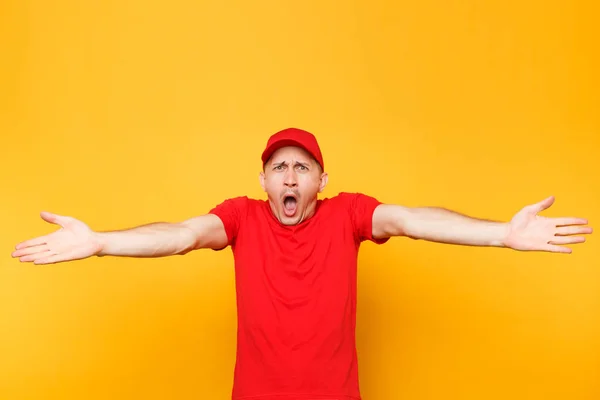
[505, 196, 593, 253]
[12, 212, 103, 264]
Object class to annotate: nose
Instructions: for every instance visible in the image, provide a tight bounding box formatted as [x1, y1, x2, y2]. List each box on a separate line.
[284, 169, 297, 187]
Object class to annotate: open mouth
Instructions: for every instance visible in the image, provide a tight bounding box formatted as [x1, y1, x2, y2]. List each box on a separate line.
[282, 194, 298, 217]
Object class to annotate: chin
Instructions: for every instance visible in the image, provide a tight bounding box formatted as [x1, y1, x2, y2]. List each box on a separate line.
[279, 215, 302, 226]
[278, 210, 304, 226]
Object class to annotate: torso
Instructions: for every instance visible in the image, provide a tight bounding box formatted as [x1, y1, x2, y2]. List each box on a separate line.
[230, 197, 363, 400]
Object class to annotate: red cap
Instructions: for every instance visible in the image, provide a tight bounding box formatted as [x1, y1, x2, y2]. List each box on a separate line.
[261, 127, 325, 170]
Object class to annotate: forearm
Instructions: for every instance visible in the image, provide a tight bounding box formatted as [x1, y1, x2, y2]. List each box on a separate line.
[399, 207, 509, 247]
[95, 222, 197, 258]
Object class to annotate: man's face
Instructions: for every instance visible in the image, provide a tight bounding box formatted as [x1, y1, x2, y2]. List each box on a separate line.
[260, 146, 328, 226]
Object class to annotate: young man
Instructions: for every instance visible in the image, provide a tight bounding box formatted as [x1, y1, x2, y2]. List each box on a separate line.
[12, 128, 593, 400]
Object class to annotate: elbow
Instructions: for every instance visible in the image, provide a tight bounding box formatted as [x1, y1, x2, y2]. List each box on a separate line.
[390, 208, 420, 239]
[174, 224, 200, 255]
[387, 216, 406, 237]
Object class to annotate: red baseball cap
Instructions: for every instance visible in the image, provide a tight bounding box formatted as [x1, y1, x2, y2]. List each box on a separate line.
[261, 127, 325, 170]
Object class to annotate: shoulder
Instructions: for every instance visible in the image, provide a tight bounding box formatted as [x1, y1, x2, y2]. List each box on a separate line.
[323, 192, 385, 209]
[208, 196, 266, 216]
[321, 192, 359, 204]
[325, 192, 388, 244]
[210, 195, 265, 207]
[207, 196, 267, 246]
[318, 192, 385, 223]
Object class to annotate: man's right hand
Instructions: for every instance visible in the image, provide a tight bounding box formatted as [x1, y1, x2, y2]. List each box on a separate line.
[12, 212, 104, 265]
[12, 211, 229, 264]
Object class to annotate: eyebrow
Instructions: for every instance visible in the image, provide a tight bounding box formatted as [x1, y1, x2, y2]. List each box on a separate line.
[271, 161, 311, 168]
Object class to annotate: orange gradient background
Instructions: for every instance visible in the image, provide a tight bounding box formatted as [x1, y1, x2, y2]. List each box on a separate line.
[1, 1, 598, 399]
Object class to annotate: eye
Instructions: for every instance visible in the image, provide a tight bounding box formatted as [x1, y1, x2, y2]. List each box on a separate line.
[297, 165, 308, 171]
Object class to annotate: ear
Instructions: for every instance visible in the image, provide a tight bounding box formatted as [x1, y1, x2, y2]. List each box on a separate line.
[318, 172, 328, 193]
[259, 171, 266, 192]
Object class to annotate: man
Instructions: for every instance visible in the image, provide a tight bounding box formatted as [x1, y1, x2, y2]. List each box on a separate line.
[12, 128, 593, 400]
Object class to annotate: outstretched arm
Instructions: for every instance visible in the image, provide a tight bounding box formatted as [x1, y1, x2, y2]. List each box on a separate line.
[11, 211, 228, 265]
[372, 196, 592, 253]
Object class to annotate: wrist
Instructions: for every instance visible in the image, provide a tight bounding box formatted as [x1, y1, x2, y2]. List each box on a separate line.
[94, 232, 108, 257]
[497, 222, 511, 248]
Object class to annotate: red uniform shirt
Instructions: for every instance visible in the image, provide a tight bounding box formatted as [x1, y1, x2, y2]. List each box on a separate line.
[209, 192, 389, 400]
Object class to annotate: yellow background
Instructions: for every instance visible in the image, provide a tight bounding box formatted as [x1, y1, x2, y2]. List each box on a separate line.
[1, 0, 598, 399]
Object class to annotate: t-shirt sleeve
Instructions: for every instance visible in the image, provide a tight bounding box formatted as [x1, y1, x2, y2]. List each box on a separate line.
[207, 196, 248, 249]
[342, 192, 390, 245]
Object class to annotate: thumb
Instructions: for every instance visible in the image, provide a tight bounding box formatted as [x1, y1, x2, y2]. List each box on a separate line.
[529, 196, 555, 214]
[40, 211, 70, 227]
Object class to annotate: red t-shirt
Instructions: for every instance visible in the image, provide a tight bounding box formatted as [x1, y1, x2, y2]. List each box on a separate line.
[209, 192, 389, 400]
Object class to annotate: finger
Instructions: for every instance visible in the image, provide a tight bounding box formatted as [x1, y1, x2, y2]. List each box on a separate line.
[14, 235, 50, 250]
[20, 250, 55, 263]
[553, 217, 589, 226]
[549, 236, 586, 245]
[34, 251, 75, 265]
[12, 244, 49, 258]
[541, 243, 572, 254]
[555, 226, 593, 236]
